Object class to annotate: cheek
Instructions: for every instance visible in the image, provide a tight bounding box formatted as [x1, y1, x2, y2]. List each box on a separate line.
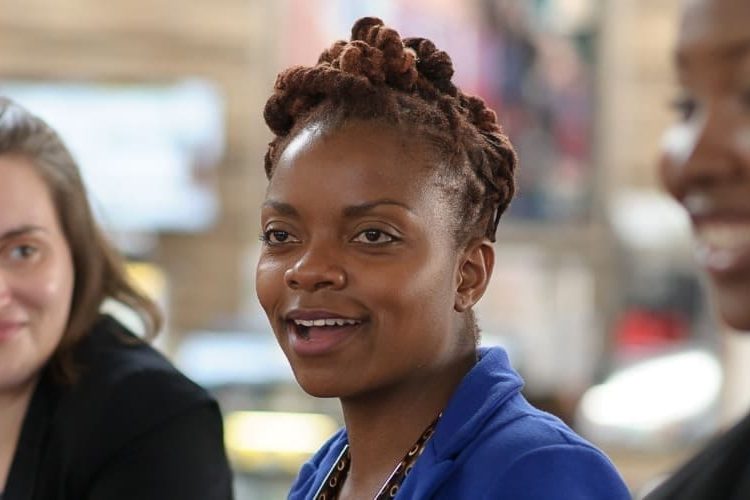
[734, 126, 750, 162]
[21, 258, 74, 325]
[47, 257, 74, 316]
[659, 124, 699, 197]
[372, 255, 456, 324]
[658, 153, 678, 197]
[255, 258, 284, 314]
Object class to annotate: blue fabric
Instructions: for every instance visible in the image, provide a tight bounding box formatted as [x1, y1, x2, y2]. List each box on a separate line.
[289, 347, 630, 499]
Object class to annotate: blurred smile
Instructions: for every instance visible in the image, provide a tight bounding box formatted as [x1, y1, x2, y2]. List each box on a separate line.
[0, 320, 26, 341]
[694, 221, 750, 276]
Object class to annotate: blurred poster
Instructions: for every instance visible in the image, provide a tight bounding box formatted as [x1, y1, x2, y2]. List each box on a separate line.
[477, 0, 596, 221]
[0, 79, 225, 233]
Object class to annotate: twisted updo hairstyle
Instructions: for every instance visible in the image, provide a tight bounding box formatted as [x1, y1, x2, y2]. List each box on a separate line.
[263, 17, 518, 242]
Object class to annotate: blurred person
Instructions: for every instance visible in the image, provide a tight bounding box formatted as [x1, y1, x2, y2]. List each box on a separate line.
[255, 17, 629, 499]
[0, 97, 233, 500]
[645, 0, 750, 499]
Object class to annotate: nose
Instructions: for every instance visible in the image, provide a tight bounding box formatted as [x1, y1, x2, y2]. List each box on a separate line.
[661, 101, 747, 198]
[284, 244, 346, 292]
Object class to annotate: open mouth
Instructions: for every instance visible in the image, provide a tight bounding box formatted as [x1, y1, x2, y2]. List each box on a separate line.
[289, 318, 363, 340]
[693, 221, 750, 274]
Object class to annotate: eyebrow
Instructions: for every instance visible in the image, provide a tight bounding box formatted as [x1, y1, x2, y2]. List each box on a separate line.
[342, 199, 414, 218]
[677, 39, 750, 68]
[0, 225, 46, 240]
[719, 39, 750, 60]
[262, 199, 414, 218]
[261, 200, 299, 217]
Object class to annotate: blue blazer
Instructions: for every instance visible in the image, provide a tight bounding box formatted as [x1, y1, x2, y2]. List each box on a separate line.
[290, 347, 629, 499]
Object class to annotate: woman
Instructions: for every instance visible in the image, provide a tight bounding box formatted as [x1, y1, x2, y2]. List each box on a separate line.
[256, 17, 629, 499]
[0, 97, 233, 500]
[645, 0, 750, 498]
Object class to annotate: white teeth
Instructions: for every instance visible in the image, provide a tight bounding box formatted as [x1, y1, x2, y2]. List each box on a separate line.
[293, 318, 360, 327]
[682, 194, 713, 216]
[696, 223, 750, 251]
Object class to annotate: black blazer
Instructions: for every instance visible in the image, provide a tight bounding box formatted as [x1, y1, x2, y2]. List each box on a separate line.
[4, 315, 233, 500]
[645, 412, 750, 499]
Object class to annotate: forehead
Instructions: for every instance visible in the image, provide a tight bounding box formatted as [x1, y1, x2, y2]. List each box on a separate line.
[0, 154, 57, 229]
[677, 0, 750, 63]
[269, 120, 442, 208]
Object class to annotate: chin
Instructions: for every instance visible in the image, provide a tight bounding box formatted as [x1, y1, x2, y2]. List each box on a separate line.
[292, 370, 349, 399]
[713, 285, 750, 332]
[717, 304, 750, 332]
[300, 385, 341, 399]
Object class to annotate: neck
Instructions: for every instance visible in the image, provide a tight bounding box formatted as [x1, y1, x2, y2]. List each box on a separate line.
[338, 349, 476, 498]
[0, 376, 38, 492]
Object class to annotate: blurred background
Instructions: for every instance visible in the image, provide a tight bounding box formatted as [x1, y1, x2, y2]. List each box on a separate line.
[2, 0, 748, 497]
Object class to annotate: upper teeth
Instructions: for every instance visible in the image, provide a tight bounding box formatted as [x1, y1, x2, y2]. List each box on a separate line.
[293, 318, 360, 327]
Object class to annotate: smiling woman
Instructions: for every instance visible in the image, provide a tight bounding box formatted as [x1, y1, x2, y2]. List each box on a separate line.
[660, 0, 750, 331]
[256, 17, 629, 500]
[0, 98, 233, 500]
[645, 0, 750, 499]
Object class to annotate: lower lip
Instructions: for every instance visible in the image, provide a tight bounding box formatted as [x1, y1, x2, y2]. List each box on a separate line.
[0, 323, 24, 341]
[286, 322, 363, 357]
[695, 244, 750, 277]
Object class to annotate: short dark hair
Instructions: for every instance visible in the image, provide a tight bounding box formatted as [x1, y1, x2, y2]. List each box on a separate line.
[0, 97, 162, 384]
[263, 16, 518, 243]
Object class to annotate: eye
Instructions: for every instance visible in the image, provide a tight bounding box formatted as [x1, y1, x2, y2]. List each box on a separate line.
[260, 229, 298, 245]
[4, 244, 39, 263]
[670, 95, 698, 121]
[352, 229, 396, 245]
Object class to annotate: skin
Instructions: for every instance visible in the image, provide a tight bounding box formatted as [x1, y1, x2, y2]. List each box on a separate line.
[661, 0, 750, 329]
[256, 119, 493, 498]
[0, 154, 75, 489]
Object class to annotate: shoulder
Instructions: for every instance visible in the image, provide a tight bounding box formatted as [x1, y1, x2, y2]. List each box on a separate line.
[457, 404, 627, 496]
[432, 347, 628, 498]
[54, 316, 218, 461]
[439, 347, 601, 460]
[644, 412, 750, 499]
[289, 428, 347, 500]
[481, 396, 599, 456]
[487, 397, 629, 494]
[488, 443, 630, 500]
[71, 315, 210, 402]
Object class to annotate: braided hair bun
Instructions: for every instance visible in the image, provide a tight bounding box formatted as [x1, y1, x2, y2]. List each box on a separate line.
[264, 17, 517, 241]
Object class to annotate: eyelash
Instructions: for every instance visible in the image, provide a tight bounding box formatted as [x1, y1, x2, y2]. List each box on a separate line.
[14, 245, 37, 258]
[259, 228, 400, 246]
[1, 243, 40, 265]
[670, 88, 750, 120]
[670, 95, 697, 120]
[351, 229, 398, 245]
[259, 229, 294, 246]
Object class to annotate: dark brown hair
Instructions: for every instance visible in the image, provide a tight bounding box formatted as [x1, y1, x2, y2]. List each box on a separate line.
[263, 16, 518, 243]
[0, 97, 162, 384]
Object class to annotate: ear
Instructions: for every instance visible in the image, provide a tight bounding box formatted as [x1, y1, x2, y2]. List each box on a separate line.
[454, 238, 495, 312]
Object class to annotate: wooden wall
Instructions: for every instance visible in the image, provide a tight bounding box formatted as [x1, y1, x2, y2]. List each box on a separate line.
[598, 0, 679, 193]
[0, 0, 279, 334]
